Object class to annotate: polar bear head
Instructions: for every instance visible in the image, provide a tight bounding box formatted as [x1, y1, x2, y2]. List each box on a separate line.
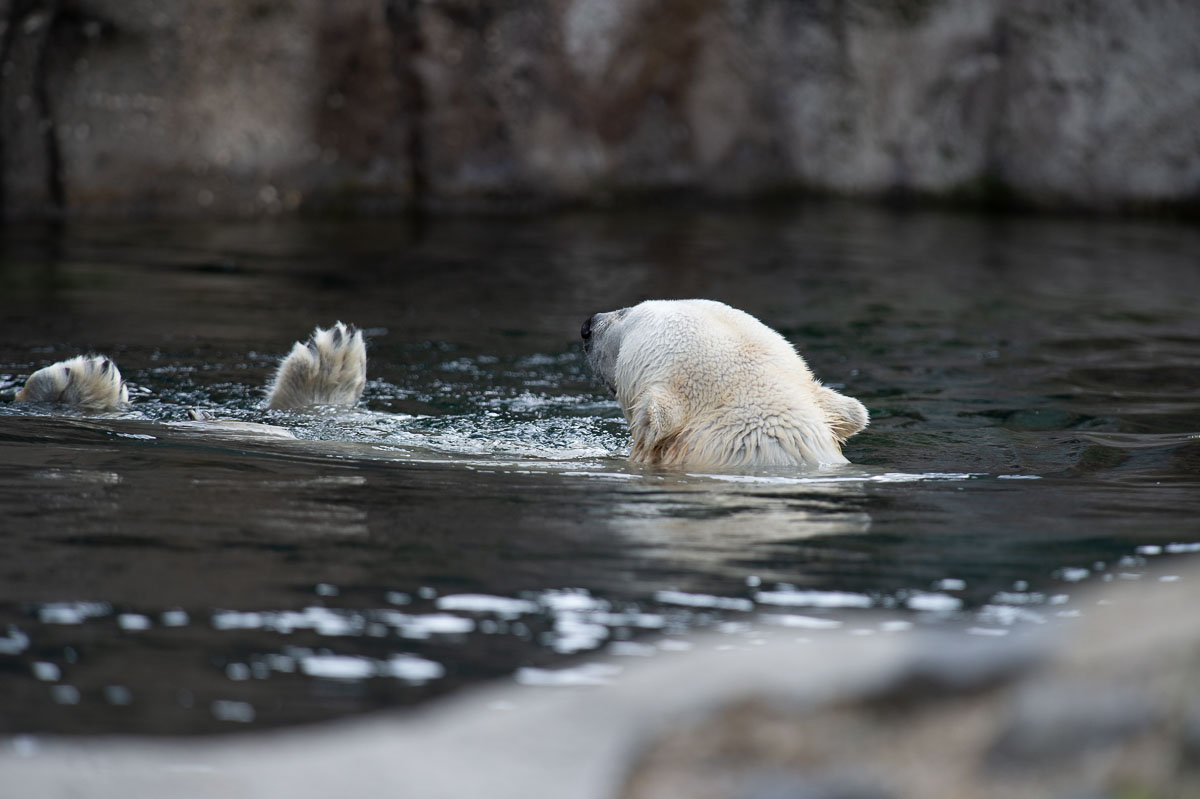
[582, 299, 868, 469]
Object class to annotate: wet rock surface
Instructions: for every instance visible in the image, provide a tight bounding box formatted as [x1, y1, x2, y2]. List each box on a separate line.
[2, 0, 1198, 217]
[618, 575, 1200, 799]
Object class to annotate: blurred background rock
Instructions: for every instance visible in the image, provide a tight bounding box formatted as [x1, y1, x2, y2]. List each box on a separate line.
[2, 0, 1198, 219]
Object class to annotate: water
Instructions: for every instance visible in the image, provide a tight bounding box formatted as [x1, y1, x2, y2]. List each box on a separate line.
[1, 206, 1198, 735]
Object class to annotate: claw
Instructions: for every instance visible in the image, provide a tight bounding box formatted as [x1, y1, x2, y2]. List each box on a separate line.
[264, 322, 367, 410]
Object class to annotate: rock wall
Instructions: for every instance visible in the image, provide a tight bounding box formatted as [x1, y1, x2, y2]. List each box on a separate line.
[2, 0, 1198, 217]
[1, 0, 415, 217]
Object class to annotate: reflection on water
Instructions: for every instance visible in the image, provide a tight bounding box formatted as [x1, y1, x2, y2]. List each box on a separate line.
[1, 206, 1199, 735]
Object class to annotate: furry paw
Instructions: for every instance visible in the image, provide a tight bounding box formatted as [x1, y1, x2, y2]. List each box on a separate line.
[15, 355, 129, 412]
[264, 322, 366, 410]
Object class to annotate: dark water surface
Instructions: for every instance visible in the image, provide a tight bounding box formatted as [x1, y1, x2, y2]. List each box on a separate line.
[1, 206, 1198, 735]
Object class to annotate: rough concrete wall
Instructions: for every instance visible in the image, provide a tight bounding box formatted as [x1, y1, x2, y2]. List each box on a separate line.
[999, 1, 1200, 209]
[1, 0, 415, 217]
[1, 0, 1198, 217]
[417, 0, 1200, 211]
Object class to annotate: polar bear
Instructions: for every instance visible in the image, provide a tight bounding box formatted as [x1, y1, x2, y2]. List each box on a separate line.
[13, 322, 366, 414]
[581, 300, 868, 469]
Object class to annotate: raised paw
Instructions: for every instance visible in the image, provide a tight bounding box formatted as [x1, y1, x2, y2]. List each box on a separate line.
[264, 322, 367, 410]
[15, 355, 129, 412]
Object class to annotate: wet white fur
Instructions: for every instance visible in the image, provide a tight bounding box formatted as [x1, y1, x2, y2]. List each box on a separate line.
[584, 299, 868, 469]
[264, 322, 366, 410]
[15, 355, 129, 412]
[14, 323, 366, 415]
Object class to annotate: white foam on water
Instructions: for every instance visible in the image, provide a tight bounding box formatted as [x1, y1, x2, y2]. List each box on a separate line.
[760, 614, 843, 630]
[386, 612, 475, 638]
[589, 611, 666, 629]
[0, 627, 29, 655]
[754, 590, 874, 609]
[39, 602, 111, 625]
[538, 589, 609, 613]
[551, 614, 610, 654]
[383, 654, 445, 683]
[905, 593, 963, 613]
[32, 662, 61, 681]
[436, 594, 539, 616]
[654, 590, 754, 612]
[211, 611, 265, 630]
[296, 651, 444, 685]
[211, 607, 363, 636]
[117, 613, 151, 631]
[691, 471, 981, 486]
[300, 654, 376, 680]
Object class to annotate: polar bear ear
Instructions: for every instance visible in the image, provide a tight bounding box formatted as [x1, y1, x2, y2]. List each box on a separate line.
[814, 385, 869, 443]
[628, 387, 685, 463]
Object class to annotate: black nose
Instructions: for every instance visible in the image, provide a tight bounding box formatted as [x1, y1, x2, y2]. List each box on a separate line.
[580, 314, 594, 341]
